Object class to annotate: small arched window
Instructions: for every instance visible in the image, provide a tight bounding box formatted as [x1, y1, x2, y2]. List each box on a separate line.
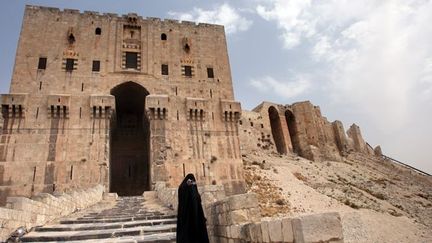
[184, 43, 190, 53]
[68, 33, 75, 44]
[161, 33, 167, 40]
[95, 27, 102, 35]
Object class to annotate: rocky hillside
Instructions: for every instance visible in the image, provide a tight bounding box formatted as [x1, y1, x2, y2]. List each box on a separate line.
[242, 150, 432, 243]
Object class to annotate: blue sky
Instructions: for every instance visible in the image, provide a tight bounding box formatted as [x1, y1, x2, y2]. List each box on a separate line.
[1, 0, 431, 174]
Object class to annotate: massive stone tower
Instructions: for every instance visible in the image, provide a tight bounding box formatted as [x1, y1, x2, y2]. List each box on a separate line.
[0, 5, 244, 203]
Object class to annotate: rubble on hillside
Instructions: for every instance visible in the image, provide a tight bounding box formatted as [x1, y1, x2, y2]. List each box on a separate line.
[240, 150, 432, 242]
[242, 154, 290, 217]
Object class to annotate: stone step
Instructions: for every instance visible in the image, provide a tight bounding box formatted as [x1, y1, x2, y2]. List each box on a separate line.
[35, 218, 177, 232]
[21, 224, 176, 242]
[21, 196, 177, 242]
[85, 209, 165, 214]
[24, 232, 176, 243]
[60, 214, 176, 224]
[80, 212, 168, 218]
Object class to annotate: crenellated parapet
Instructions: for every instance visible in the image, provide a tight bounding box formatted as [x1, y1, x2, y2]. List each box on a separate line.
[24, 5, 224, 30]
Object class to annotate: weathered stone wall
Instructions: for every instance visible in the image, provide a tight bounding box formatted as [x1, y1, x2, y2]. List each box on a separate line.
[0, 5, 245, 202]
[238, 110, 276, 154]
[205, 192, 344, 243]
[206, 193, 262, 242]
[0, 184, 104, 241]
[240, 101, 380, 162]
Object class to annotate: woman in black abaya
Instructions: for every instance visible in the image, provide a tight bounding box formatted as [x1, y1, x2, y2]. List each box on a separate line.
[176, 174, 209, 243]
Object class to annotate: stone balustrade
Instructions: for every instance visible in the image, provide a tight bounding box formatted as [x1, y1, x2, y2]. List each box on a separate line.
[0, 185, 105, 241]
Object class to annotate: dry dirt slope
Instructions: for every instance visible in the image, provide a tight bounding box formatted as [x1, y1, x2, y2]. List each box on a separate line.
[242, 151, 432, 243]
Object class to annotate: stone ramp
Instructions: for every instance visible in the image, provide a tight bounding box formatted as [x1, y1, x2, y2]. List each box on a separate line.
[21, 196, 177, 242]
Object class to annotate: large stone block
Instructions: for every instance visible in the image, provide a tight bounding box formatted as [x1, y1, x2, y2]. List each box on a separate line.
[245, 222, 263, 242]
[229, 224, 243, 239]
[218, 212, 228, 225]
[228, 209, 249, 225]
[281, 217, 294, 243]
[247, 207, 262, 222]
[292, 212, 344, 243]
[261, 220, 270, 242]
[227, 193, 258, 211]
[267, 219, 283, 242]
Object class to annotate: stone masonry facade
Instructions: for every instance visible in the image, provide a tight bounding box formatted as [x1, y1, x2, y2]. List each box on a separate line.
[0, 5, 244, 204]
[0, 5, 379, 205]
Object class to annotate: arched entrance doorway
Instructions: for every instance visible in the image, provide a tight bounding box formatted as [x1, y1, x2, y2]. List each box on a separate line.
[110, 82, 150, 196]
[268, 106, 287, 154]
[285, 110, 301, 154]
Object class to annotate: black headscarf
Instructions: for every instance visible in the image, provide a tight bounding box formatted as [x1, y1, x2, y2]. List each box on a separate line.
[176, 174, 209, 243]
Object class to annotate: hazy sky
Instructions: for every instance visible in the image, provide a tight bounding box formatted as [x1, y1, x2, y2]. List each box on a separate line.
[0, 1, 431, 174]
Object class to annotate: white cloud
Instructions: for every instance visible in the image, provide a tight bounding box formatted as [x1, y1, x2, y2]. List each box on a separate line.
[168, 4, 252, 34]
[256, 0, 314, 48]
[250, 75, 311, 99]
[255, 0, 432, 132]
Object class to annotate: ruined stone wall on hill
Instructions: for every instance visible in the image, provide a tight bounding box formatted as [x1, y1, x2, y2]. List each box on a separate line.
[239, 101, 381, 161]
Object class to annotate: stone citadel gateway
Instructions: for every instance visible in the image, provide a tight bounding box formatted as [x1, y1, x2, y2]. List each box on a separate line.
[0, 5, 380, 204]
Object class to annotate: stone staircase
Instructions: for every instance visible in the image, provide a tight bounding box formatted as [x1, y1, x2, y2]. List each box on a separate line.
[19, 194, 177, 242]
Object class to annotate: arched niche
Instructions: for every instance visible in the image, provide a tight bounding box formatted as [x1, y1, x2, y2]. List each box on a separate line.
[268, 106, 287, 154]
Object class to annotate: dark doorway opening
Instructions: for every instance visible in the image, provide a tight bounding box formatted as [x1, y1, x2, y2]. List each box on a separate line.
[110, 82, 150, 196]
[268, 106, 287, 154]
[285, 110, 301, 154]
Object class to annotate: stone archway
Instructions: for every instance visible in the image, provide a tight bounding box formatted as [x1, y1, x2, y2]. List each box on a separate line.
[268, 106, 287, 154]
[285, 110, 301, 154]
[110, 82, 150, 196]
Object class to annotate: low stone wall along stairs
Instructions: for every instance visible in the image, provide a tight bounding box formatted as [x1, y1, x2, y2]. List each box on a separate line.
[0, 185, 105, 241]
[19, 194, 177, 242]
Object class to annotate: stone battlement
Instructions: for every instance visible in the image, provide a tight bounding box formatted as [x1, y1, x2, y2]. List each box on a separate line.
[25, 5, 224, 30]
